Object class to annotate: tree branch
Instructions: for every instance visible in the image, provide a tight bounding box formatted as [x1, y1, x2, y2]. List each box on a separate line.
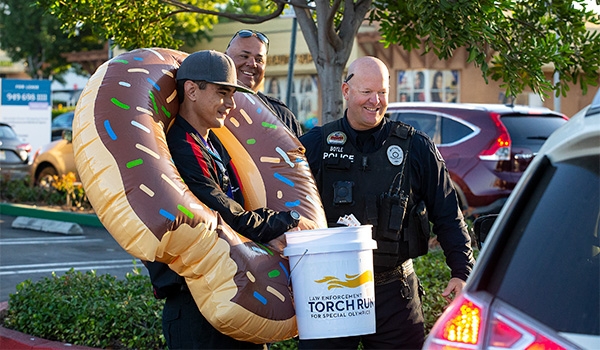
[326, 0, 343, 50]
[161, 0, 285, 24]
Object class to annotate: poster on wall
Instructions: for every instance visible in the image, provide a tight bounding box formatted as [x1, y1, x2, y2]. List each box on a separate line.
[397, 70, 459, 103]
[264, 75, 319, 129]
[0, 79, 52, 153]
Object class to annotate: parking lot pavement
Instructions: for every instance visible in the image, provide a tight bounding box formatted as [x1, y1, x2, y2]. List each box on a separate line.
[0, 213, 147, 302]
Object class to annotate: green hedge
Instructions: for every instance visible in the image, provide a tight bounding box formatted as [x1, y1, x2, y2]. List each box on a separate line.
[3, 267, 165, 349]
[1, 250, 476, 349]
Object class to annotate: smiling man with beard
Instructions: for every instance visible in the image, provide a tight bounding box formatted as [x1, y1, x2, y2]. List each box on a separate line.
[226, 29, 303, 137]
[299, 56, 474, 349]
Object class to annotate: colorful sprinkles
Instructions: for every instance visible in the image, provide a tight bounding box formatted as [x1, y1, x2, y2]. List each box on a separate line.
[276, 147, 294, 167]
[159, 209, 175, 221]
[147, 78, 160, 91]
[253, 291, 267, 305]
[111, 98, 130, 110]
[261, 121, 277, 129]
[104, 120, 117, 140]
[266, 286, 285, 302]
[126, 159, 143, 168]
[285, 200, 301, 207]
[273, 173, 294, 187]
[177, 205, 194, 219]
[279, 262, 290, 280]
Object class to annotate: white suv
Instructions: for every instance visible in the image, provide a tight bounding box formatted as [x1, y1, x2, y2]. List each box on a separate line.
[424, 89, 600, 350]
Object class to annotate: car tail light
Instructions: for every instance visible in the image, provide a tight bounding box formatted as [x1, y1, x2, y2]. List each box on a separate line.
[426, 294, 485, 349]
[17, 143, 32, 153]
[479, 112, 511, 161]
[16, 143, 32, 162]
[488, 314, 567, 349]
[425, 293, 570, 350]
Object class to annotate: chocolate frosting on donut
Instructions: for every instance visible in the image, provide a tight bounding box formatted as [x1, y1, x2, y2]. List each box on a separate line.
[73, 48, 326, 343]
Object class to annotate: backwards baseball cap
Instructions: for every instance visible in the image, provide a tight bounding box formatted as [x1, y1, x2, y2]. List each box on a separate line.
[176, 50, 254, 94]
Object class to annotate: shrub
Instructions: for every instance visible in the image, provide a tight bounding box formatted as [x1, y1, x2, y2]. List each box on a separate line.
[1, 247, 476, 349]
[3, 267, 166, 349]
[0, 175, 91, 211]
[0, 175, 65, 206]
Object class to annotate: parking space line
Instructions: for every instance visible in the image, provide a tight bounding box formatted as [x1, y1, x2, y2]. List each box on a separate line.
[0, 259, 143, 276]
[0, 259, 136, 270]
[0, 236, 104, 245]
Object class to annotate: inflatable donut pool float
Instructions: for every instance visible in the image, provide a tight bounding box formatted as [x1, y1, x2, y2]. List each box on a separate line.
[72, 48, 327, 343]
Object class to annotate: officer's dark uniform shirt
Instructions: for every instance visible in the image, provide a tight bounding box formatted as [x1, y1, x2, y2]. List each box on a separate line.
[300, 114, 474, 281]
[258, 91, 303, 137]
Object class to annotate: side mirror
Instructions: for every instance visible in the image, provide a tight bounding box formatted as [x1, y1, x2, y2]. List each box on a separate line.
[62, 130, 73, 143]
[473, 214, 498, 249]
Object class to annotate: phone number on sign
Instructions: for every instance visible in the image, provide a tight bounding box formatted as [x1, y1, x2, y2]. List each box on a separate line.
[5, 93, 48, 102]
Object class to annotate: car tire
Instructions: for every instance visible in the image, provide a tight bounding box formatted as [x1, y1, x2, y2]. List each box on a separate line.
[35, 166, 58, 188]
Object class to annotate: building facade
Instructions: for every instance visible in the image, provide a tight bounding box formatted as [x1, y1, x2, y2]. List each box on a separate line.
[192, 17, 598, 128]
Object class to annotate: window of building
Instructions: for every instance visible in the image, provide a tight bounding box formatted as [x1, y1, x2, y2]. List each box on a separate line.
[397, 70, 460, 103]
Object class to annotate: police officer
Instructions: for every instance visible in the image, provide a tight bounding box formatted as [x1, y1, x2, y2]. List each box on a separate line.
[299, 57, 474, 349]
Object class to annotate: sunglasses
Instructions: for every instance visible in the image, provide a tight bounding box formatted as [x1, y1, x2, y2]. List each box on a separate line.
[228, 30, 270, 51]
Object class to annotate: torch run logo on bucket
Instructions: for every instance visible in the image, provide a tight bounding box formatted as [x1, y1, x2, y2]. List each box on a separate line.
[306, 271, 375, 319]
[314, 271, 373, 290]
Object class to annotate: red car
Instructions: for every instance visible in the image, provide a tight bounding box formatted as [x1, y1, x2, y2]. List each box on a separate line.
[386, 102, 567, 216]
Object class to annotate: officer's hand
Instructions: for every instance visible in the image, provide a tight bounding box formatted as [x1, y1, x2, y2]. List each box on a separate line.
[442, 277, 466, 304]
[297, 217, 320, 231]
[267, 235, 287, 254]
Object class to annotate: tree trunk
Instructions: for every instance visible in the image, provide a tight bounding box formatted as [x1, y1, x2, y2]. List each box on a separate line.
[293, 0, 372, 126]
[316, 62, 346, 124]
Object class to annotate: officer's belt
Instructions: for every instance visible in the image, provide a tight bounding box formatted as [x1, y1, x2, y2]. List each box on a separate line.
[374, 259, 414, 286]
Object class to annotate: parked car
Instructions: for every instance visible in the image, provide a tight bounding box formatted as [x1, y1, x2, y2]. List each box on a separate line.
[386, 102, 567, 216]
[0, 122, 32, 179]
[424, 89, 600, 349]
[51, 111, 74, 141]
[30, 130, 77, 186]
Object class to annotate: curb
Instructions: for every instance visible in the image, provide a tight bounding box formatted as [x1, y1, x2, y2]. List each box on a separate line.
[0, 302, 96, 350]
[1, 205, 103, 349]
[0, 203, 102, 228]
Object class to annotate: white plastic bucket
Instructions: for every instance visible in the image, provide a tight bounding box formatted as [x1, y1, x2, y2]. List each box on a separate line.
[283, 225, 378, 340]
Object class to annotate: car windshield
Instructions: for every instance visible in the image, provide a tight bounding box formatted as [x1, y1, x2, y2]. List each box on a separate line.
[501, 115, 567, 148]
[0, 125, 18, 139]
[52, 112, 74, 128]
[487, 155, 600, 335]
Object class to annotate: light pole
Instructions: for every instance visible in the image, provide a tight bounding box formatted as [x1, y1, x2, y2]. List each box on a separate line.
[282, 8, 297, 107]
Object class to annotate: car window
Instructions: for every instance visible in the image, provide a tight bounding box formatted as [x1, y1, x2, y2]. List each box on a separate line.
[388, 112, 438, 142]
[500, 116, 567, 147]
[52, 112, 74, 128]
[487, 155, 599, 335]
[0, 125, 18, 139]
[441, 117, 474, 144]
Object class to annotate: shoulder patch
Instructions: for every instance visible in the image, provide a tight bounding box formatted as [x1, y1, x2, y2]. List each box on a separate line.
[326, 131, 347, 145]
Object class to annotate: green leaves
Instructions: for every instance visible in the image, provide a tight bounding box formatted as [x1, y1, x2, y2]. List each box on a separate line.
[3, 268, 166, 349]
[372, 0, 600, 99]
[0, 0, 104, 79]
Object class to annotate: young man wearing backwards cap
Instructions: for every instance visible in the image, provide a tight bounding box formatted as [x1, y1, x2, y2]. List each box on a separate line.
[145, 50, 318, 350]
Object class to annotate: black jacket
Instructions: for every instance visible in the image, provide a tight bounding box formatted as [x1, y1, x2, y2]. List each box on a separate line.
[147, 115, 296, 298]
[300, 114, 474, 281]
[258, 91, 303, 137]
